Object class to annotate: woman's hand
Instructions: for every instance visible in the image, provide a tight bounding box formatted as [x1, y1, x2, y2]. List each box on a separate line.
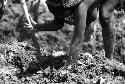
[24, 15, 37, 33]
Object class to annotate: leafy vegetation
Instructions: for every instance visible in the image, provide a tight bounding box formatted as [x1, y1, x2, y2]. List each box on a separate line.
[0, 0, 125, 84]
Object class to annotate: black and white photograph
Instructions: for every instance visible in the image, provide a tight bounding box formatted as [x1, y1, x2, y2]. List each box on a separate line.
[0, 0, 125, 83]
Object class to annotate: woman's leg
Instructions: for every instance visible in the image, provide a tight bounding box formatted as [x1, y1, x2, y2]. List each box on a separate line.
[99, 0, 119, 59]
[64, 2, 89, 66]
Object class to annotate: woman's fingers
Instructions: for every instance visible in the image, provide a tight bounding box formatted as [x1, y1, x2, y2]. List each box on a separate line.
[29, 15, 37, 26]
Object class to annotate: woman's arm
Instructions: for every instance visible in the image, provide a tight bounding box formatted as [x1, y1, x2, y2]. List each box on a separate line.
[35, 17, 65, 31]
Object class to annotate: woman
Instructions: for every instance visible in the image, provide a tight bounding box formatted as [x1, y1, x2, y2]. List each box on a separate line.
[26, 0, 118, 67]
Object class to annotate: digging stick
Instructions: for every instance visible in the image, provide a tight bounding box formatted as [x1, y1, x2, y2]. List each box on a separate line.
[20, 0, 41, 58]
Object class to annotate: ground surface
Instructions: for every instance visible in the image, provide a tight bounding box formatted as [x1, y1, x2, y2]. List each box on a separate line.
[0, 1, 125, 84]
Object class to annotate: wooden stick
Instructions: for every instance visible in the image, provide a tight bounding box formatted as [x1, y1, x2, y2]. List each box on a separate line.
[20, 0, 41, 59]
